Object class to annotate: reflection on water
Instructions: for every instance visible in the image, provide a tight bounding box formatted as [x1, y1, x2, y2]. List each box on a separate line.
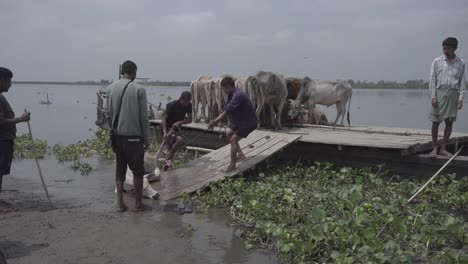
[5, 85, 468, 145]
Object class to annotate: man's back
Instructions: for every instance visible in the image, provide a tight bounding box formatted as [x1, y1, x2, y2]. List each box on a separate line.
[106, 79, 149, 138]
[0, 94, 16, 140]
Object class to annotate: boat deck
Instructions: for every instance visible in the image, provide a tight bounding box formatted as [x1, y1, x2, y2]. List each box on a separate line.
[150, 120, 468, 156]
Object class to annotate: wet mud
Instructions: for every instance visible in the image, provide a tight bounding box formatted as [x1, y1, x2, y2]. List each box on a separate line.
[0, 157, 278, 264]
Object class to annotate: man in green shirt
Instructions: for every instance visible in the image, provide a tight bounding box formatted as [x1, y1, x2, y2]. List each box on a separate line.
[0, 67, 31, 210]
[106, 61, 151, 212]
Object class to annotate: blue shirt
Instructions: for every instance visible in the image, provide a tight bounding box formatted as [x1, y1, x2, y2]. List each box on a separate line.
[224, 87, 258, 132]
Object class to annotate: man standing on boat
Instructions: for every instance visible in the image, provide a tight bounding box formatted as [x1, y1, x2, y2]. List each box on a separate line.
[429, 37, 465, 157]
[162, 91, 192, 171]
[208, 77, 258, 172]
[107, 60, 150, 212]
[0, 67, 31, 212]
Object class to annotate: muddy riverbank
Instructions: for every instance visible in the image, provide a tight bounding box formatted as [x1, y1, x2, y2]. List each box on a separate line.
[0, 157, 277, 264]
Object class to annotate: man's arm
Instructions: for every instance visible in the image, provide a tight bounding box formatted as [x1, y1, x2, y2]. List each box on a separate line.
[173, 115, 192, 127]
[173, 106, 193, 128]
[208, 112, 227, 129]
[0, 112, 30, 125]
[458, 62, 465, 101]
[106, 86, 114, 126]
[429, 59, 437, 99]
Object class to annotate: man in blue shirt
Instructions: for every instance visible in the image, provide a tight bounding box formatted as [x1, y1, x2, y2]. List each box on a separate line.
[209, 77, 258, 172]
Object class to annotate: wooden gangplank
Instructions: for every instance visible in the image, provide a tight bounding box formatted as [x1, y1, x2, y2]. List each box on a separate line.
[157, 130, 301, 201]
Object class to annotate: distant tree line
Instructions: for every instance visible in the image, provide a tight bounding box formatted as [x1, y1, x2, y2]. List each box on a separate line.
[18, 79, 466, 90]
[13, 80, 191, 87]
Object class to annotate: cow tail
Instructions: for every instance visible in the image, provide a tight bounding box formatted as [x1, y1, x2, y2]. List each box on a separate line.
[347, 93, 352, 126]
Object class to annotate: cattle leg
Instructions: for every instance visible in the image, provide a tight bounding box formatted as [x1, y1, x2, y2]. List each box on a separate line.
[332, 102, 342, 128]
[255, 93, 264, 127]
[268, 104, 276, 129]
[276, 99, 286, 130]
[200, 101, 207, 123]
[339, 99, 347, 126]
[194, 101, 200, 123]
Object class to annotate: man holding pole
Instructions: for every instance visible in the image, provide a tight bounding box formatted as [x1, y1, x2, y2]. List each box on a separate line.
[429, 37, 465, 157]
[0, 67, 31, 211]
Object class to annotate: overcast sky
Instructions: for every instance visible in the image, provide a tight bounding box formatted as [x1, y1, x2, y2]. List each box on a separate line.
[1, 0, 467, 82]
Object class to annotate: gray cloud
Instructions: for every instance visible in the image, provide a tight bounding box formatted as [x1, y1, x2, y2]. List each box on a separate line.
[1, 0, 467, 82]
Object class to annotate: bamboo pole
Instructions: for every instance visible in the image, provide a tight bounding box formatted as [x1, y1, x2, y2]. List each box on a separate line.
[408, 146, 464, 203]
[24, 110, 53, 208]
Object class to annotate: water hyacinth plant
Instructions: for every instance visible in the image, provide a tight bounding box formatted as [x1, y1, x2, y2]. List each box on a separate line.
[192, 162, 468, 263]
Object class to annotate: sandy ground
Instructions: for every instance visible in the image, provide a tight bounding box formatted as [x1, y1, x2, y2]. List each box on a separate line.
[0, 157, 278, 264]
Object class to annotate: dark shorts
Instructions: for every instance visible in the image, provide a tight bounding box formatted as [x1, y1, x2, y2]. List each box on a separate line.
[231, 125, 256, 138]
[0, 140, 14, 177]
[113, 135, 145, 181]
[165, 129, 183, 148]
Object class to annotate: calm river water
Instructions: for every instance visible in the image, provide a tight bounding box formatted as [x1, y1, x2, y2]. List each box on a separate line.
[4, 84, 468, 145]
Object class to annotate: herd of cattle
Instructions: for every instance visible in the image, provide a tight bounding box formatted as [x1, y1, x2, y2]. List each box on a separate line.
[190, 71, 353, 129]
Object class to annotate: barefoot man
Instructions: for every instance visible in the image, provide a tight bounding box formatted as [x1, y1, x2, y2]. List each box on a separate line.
[0, 67, 31, 212]
[162, 91, 192, 171]
[107, 60, 149, 212]
[208, 77, 258, 172]
[429, 37, 465, 156]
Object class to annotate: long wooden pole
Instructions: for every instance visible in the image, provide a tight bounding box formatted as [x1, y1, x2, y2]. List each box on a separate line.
[408, 146, 464, 203]
[24, 110, 53, 208]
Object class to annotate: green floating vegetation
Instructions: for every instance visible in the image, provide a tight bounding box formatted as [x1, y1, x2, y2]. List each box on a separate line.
[13, 134, 49, 159]
[71, 160, 93, 175]
[192, 162, 468, 264]
[13, 129, 188, 175]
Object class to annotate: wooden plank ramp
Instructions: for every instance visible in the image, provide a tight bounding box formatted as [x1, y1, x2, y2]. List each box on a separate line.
[156, 130, 301, 201]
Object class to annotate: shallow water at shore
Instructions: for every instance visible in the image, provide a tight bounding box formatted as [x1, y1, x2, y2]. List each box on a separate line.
[1, 156, 278, 264]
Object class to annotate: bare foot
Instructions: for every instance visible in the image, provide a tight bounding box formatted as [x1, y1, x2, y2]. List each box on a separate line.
[117, 204, 128, 212]
[133, 204, 148, 212]
[429, 149, 438, 157]
[439, 149, 453, 157]
[236, 154, 246, 161]
[223, 165, 236, 173]
[163, 160, 174, 171]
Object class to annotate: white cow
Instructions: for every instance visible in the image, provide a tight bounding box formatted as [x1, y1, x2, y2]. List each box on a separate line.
[255, 71, 288, 129]
[190, 75, 211, 123]
[206, 75, 236, 119]
[235, 76, 264, 124]
[287, 77, 353, 127]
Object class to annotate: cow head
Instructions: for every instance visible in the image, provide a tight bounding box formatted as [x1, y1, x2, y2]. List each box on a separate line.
[286, 99, 301, 119]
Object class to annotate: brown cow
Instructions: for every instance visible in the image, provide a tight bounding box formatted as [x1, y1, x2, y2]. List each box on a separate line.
[286, 78, 303, 100]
